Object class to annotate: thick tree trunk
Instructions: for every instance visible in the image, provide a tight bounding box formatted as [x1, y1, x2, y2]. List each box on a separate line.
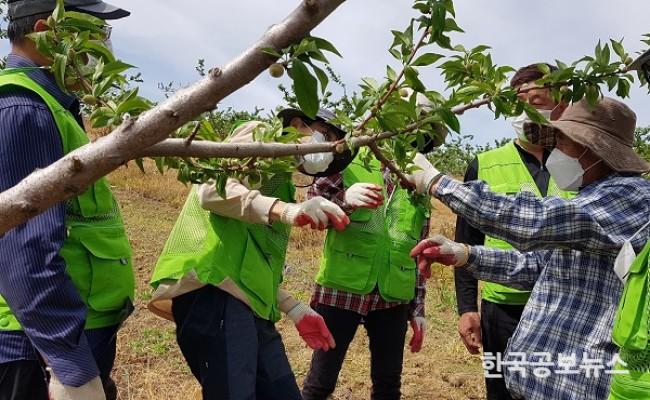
[0, 0, 345, 235]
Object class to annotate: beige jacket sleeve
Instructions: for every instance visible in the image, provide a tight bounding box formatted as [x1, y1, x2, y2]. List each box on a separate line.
[196, 121, 281, 225]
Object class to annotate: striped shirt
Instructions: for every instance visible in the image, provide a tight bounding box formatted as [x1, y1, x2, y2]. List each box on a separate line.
[308, 169, 427, 318]
[0, 54, 99, 386]
[435, 173, 650, 400]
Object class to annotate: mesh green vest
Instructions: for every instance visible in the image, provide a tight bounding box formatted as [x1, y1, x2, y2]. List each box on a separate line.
[0, 69, 134, 330]
[151, 175, 295, 322]
[608, 240, 650, 399]
[316, 153, 430, 302]
[477, 141, 574, 305]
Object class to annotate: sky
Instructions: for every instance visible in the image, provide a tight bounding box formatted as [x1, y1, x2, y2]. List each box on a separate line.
[2, 0, 649, 146]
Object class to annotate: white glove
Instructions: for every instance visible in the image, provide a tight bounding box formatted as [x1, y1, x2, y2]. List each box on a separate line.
[344, 183, 384, 210]
[410, 234, 470, 274]
[49, 373, 106, 400]
[406, 153, 442, 194]
[280, 196, 350, 231]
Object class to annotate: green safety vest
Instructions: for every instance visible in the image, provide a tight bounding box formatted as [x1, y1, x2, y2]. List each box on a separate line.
[609, 240, 650, 400]
[316, 152, 430, 302]
[151, 175, 295, 322]
[0, 69, 134, 330]
[477, 141, 574, 305]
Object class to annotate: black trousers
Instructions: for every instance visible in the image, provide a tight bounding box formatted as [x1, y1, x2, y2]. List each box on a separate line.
[302, 303, 409, 400]
[481, 300, 525, 400]
[172, 285, 301, 400]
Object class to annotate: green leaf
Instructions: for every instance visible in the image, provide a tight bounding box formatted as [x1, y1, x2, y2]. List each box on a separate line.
[261, 47, 282, 58]
[310, 36, 342, 57]
[116, 97, 150, 116]
[438, 108, 460, 133]
[90, 106, 116, 128]
[443, 18, 464, 33]
[52, 0, 65, 23]
[537, 63, 551, 75]
[80, 40, 115, 63]
[616, 78, 631, 98]
[585, 84, 600, 106]
[610, 39, 626, 61]
[404, 67, 426, 92]
[101, 60, 134, 77]
[411, 53, 444, 67]
[291, 59, 319, 119]
[311, 64, 329, 94]
[52, 53, 67, 91]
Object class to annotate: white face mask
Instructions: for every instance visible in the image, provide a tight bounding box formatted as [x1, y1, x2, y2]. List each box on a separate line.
[299, 131, 334, 174]
[545, 148, 601, 191]
[614, 219, 650, 283]
[510, 108, 553, 143]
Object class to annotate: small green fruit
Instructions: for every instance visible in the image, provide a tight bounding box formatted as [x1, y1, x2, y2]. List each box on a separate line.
[269, 63, 285, 78]
[82, 95, 98, 106]
[625, 56, 634, 66]
[398, 88, 409, 97]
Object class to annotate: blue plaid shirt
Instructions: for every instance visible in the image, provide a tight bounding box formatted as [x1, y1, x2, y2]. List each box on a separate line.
[0, 54, 99, 386]
[435, 173, 650, 400]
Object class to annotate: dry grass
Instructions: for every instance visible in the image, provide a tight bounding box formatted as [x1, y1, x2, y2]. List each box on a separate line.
[108, 161, 486, 400]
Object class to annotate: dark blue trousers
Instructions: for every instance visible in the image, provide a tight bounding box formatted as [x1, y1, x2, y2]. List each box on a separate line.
[172, 285, 302, 400]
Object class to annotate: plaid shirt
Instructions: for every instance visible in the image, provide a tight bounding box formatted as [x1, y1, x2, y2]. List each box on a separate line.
[435, 173, 650, 400]
[308, 169, 428, 318]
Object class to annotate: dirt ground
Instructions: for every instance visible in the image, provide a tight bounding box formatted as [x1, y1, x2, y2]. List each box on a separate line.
[108, 161, 486, 400]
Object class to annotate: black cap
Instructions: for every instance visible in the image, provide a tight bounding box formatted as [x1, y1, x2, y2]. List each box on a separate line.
[8, 0, 130, 21]
[277, 108, 358, 177]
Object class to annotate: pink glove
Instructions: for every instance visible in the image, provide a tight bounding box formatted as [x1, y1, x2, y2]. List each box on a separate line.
[287, 303, 336, 351]
[409, 317, 426, 353]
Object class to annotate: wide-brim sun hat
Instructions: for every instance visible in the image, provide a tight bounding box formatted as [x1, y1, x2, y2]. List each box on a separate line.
[545, 97, 649, 173]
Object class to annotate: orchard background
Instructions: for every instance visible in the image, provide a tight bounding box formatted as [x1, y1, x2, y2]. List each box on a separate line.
[1, 0, 650, 398]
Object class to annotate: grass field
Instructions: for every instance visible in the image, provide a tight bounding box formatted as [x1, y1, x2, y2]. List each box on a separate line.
[108, 161, 486, 400]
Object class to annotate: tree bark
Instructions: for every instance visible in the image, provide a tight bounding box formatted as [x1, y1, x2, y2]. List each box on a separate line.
[0, 0, 346, 235]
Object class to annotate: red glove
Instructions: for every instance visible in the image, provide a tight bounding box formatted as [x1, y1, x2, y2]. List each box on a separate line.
[287, 303, 336, 351]
[409, 317, 426, 353]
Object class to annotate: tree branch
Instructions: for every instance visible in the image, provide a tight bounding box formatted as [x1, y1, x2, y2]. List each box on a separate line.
[0, 0, 346, 236]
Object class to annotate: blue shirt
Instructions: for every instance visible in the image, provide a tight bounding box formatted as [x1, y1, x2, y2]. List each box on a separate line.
[435, 173, 650, 400]
[0, 54, 99, 386]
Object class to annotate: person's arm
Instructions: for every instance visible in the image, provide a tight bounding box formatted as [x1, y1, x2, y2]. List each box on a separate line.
[277, 289, 335, 351]
[431, 175, 648, 256]
[197, 179, 279, 225]
[453, 159, 483, 315]
[464, 246, 549, 291]
[0, 104, 99, 386]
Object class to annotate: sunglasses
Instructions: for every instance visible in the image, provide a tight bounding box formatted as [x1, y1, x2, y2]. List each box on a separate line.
[101, 25, 112, 40]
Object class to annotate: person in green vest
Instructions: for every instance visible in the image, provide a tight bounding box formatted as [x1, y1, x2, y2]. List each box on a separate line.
[607, 47, 650, 400]
[301, 93, 444, 399]
[0, 1, 133, 400]
[149, 110, 354, 400]
[453, 63, 572, 400]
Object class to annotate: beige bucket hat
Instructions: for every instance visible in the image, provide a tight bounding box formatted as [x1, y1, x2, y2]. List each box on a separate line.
[545, 97, 650, 173]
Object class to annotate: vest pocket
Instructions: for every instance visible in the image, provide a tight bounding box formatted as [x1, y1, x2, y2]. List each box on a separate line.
[239, 233, 274, 313]
[323, 232, 376, 292]
[78, 228, 135, 313]
[383, 241, 417, 301]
